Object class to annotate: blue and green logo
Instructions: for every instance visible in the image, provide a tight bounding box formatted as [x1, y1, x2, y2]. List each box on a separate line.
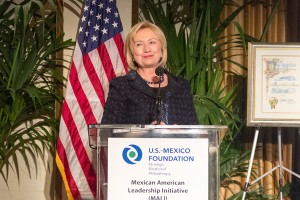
[122, 144, 142, 164]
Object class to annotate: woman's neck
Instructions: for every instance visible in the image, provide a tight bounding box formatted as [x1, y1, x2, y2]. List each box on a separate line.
[137, 67, 158, 81]
[137, 67, 168, 87]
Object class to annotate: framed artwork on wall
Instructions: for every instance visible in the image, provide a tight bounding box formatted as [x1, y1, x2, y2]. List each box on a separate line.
[247, 42, 300, 127]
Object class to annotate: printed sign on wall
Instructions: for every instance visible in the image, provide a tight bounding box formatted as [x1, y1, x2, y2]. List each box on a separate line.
[247, 43, 300, 126]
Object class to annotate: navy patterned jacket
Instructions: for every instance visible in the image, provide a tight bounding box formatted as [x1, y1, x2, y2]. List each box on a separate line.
[101, 70, 198, 125]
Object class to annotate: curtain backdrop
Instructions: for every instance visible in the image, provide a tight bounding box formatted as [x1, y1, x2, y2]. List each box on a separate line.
[220, 0, 300, 199]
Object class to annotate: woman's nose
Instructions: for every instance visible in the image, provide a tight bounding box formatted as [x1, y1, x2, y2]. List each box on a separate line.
[144, 44, 150, 52]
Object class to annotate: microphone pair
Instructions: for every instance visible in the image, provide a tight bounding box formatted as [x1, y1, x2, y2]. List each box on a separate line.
[155, 67, 164, 125]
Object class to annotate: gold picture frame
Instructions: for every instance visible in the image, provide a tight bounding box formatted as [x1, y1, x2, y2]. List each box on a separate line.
[247, 42, 300, 127]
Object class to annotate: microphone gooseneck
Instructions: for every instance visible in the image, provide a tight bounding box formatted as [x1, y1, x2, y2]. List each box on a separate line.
[155, 67, 164, 125]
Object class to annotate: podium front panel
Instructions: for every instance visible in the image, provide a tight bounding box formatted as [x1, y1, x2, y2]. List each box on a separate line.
[88, 125, 224, 200]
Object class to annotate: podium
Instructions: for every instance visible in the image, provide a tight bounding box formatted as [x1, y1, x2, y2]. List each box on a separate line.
[88, 124, 226, 200]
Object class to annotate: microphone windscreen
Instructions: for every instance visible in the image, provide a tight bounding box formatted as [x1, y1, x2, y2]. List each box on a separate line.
[155, 67, 164, 76]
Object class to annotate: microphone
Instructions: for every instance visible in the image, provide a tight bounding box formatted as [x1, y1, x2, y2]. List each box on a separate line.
[155, 66, 164, 77]
[155, 67, 164, 125]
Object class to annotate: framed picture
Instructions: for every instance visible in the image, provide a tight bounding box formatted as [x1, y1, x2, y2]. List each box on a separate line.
[247, 42, 300, 127]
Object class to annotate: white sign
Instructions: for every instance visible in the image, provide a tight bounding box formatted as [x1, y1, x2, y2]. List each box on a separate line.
[247, 43, 300, 126]
[108, 138, 209, 200]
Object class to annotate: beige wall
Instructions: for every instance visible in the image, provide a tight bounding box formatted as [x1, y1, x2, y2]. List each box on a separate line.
[0, 1, 132, 199]
[0, 151, 53, 200]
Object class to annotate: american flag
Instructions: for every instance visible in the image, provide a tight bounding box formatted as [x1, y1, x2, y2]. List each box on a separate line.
[56, 0, 128, 199]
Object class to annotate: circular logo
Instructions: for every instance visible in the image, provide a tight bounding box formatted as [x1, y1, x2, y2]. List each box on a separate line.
[122, 144, 142, 164]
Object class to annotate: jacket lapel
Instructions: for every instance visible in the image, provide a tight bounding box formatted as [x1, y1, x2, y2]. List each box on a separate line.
[163, 71, 181, 101]
[126, 70, 157, 99]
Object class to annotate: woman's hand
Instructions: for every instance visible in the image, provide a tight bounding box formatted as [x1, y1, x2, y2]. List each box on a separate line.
[150, 121, 166, 125]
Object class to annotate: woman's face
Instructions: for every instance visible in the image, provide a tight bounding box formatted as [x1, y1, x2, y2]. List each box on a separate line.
[132, 28, 162, 69]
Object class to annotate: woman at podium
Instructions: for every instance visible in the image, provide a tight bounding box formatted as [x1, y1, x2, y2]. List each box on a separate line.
[101, 20, 198, 125]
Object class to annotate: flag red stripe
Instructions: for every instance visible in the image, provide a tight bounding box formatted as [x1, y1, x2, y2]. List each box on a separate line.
[69, 61, 97, 124]
[97, 43, 116, 82]
[82, 54, 106, 107]
[61, 102, 97, 197]
[113, 33, 128, 73]
[100, 147, 108, 182]
[56, 138, 80, 199]
[98, 147, 107, 200]
[68, 64, 98, 195]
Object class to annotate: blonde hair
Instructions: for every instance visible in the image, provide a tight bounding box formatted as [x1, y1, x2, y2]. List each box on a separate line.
[125, 20, 167, 70]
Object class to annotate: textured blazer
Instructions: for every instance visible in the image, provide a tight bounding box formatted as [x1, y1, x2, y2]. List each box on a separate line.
[101, 70, 198, 125]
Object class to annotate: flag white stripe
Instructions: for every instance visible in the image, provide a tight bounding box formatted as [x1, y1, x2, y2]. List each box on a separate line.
[88, 49, 110, 101]
[66, 84, 96, 167]
[105, 38, 126, 77]
[59, 117, 93, 198]
[73, 43, 103, 119]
